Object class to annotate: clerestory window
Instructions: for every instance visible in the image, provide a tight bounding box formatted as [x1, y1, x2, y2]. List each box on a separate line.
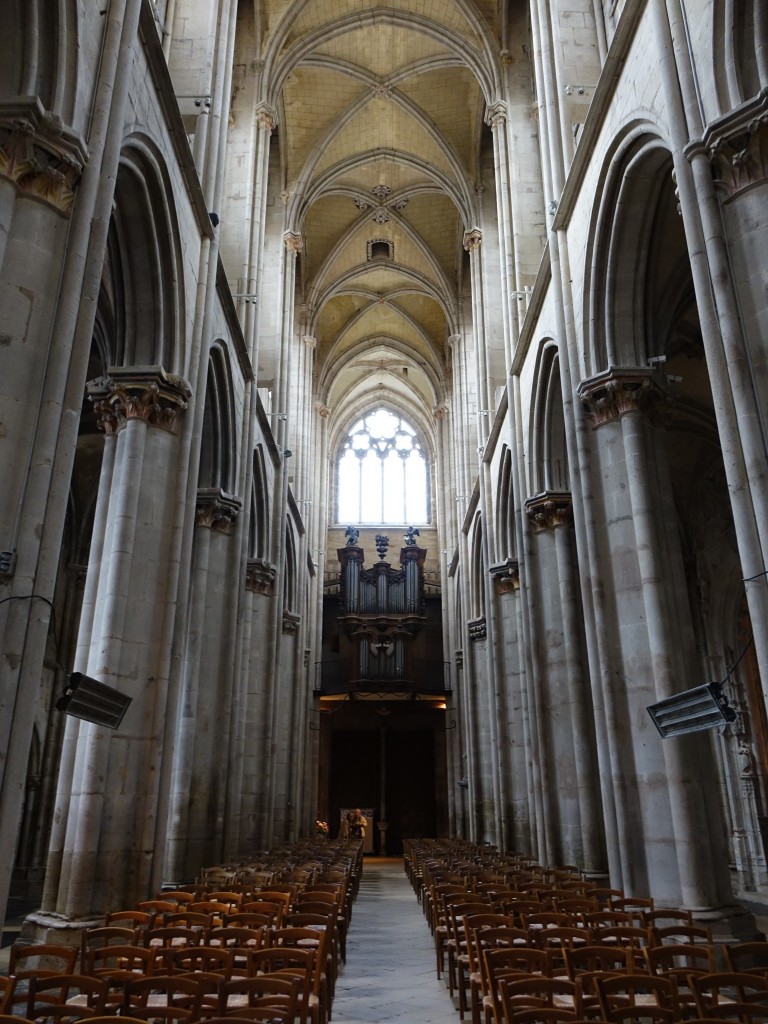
[337, 408, 428, 524]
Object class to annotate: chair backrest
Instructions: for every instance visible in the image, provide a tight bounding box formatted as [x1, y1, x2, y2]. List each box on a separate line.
[564, 944, 632, 980]
[9, 944, 78, 977]
[595, 972, 678, 1018]
[27, 974, 108, 1019]
[689, 970, 768, 1017]
[652, 924, 713, 946]
[165, 945, 233, 976]
[143, 926, 205, 949]
[82, 944, 154, 978]
[645, 943, 716, 976]
[219, 975, 299, 1017]
[500, 975, 582, 1021]
[123, 974, 203, 1018]
[724, 943, 768, 975]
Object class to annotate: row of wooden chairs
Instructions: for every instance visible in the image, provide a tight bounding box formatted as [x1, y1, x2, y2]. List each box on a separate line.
[2, 840, 363, 1024]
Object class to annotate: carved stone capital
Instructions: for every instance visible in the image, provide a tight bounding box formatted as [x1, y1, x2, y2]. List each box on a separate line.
[525, 491, 573, 533]
[246, 557, 277, 595]
[455, 649, 463, 669]
[485, 101, 508, 128]
[284, 231, 303, 253]
[302, 335, 317, 349]
[0, 103, 87, 215]
[282, 610, 301, 635]
[489, 557, 520, 593]
[433, 404, 449, 420]
[195, 488, 242, 532]
[468, 617, 487, 642]
[577, 367, 667, 427]
[87, 366, 192, 433]
[255, 103, 277, 132]
[463, 228, 483, 252]
[315, 401, 330, 418]
[704, 94, 768, 198]
[447, 334, 462, 348]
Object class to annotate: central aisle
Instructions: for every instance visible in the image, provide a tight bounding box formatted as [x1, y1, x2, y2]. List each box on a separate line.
[332, 857, 456, 1023]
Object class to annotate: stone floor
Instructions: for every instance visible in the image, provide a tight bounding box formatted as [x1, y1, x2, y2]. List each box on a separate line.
[333, 857, 456, 1024]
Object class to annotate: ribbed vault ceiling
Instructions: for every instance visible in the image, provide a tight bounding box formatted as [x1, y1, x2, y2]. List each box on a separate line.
[261, 0, 502, 429]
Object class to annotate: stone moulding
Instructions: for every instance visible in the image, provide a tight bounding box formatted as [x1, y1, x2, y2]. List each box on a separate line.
[195, 488, 242, 532]
[87, 366, 192, 434]
[0, 100, 88, 216]
[525, 491, 573, 533]
[245, 558, 277, 595]
[577, 366, 667, 427]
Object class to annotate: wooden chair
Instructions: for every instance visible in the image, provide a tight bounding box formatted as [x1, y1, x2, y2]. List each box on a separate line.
[26, 975, 108, 1021]
[137, 901, 177, 917]
[271, 928, 329, 1024]
[143, 927, 206, 950]
[463, 916, 520, 1024]
[651, 925, 713, 947]
[724, 944, 768, 977]
[448, 902, 498, 1005]
[218, 976, 299, 1020]
[81, 945, 156, 1010]
[469, 926, 531, 1024]
[247, 947, 315, 1024]
[500, 976, 582, 1020]
[690, 971, 768, 1018]
[483, 947, 552, 1024]
[163, 946, 233, 976]
[564, 945, 635, 1018]
[644, 943, 717, 1013]
[122, 975, 204, 1021]
[642, 910, 693, 930]
[157, 892, 196, 908]
[9, 945, 78, 979]
[206, 893, 243, 913]
[595, 973, 679, 1019]
[103, 911, 154, 933]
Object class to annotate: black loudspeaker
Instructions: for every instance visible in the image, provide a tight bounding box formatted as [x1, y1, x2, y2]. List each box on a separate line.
[56, 672, 132, 729]
[647, 682, 737, 738]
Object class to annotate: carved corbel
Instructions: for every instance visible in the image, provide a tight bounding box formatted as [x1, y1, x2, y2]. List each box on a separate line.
[577, 366, 667, 427]
[525, 492, 573, 533]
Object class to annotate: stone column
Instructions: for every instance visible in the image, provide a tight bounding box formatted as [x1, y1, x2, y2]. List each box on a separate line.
[525, 492, 604, 871]
[578, 367, 735, 909]
[43, 367, 192, 919]
[165, 487, 241, 883]
[237, 558, 277, 852]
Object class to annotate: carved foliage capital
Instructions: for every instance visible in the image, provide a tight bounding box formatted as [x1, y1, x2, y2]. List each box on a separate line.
[315, 402, 331, 418]
[195, 488, 242, 532]
[485, 101, 508, 128]
[255, 103, 277, 132]
[284, 231, 303, 253]
[525, 491, 573, 533]
[87, 367, 192, 433]
[707, 105, 768, 197]
[489, 557, 520, 593]
[0, 107, 86, 215]
[577, 367, 667, 427]
[246, 557, 277, 595]
[463, 228, 483, 252]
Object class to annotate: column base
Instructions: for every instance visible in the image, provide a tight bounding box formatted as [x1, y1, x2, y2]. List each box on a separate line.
[19, 910, 102, 950]
[690, 902, 763, 942]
